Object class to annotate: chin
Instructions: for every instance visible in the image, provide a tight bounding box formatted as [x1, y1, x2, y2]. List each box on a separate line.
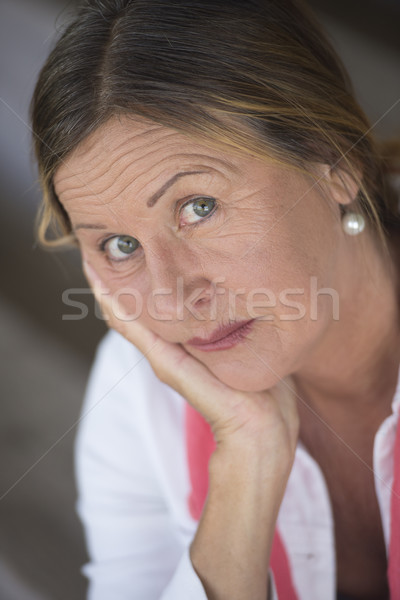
[206, 361, 284, 393]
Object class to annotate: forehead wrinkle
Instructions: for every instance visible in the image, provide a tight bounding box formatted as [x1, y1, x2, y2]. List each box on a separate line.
[58, 145, 168, 204]
[87, 128, 180, 182]
[55, 130, 186, 202]
[60, 144, 236, 209]
[60, 192, 130, 231]
[54, 133, 154, 191]
[76, 117, 166, 160]
[54, 122, 176, 190]
[56, 169, 132, 235]
[97, 122, 167, 156]
[69, 114, 162, 159]
[104, 127, 179, 160]
[98, 130, 201, 190]
[129, 151, 238, 196]
[55, 114, 240, 198]
[55, 122, 242, 235]
[54, 135, 139, 189]
[104, 151, 235, 210]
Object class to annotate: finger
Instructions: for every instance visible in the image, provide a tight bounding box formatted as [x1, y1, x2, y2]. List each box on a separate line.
[82, 261, 242, 427]
[82, 262, 298, 443]
[83, 260, 159, 352]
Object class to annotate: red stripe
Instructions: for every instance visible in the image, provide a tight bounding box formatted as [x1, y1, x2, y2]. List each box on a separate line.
[185, 403, 298, 599]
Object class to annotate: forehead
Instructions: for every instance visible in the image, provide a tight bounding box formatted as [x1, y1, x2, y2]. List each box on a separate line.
[53, 115, 241, 203]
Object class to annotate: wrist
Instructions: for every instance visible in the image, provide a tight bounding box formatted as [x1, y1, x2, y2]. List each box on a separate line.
[209, 436, 295, 486]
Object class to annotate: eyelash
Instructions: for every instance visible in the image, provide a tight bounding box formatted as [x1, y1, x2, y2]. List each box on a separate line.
[175, 195, 217, 226]
[98, 196, 218, 261]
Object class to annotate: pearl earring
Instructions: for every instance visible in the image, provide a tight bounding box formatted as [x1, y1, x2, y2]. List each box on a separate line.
[341, 211, 365, 236]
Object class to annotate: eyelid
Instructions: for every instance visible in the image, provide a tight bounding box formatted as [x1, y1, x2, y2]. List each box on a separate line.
[97, 235, 142, 265]
[97, 195, 218, 261]
[98, 233, 120, 253]
[97, 233, 140, 261]
[175, 194, 218, 223]
[95, 195, 217, 245]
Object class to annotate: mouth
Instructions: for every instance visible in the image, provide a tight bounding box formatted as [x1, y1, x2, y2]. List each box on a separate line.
[185, 319, 255, 352]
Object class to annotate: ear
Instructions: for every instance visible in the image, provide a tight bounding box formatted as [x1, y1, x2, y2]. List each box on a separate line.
[313, 164, 361, 206]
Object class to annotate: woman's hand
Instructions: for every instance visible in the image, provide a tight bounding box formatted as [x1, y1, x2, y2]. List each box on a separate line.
[83, 261, 299, 465]
[84, 261, 300, 599]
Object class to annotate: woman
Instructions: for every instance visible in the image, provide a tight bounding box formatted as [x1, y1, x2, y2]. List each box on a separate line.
[30, 0, 400, 598]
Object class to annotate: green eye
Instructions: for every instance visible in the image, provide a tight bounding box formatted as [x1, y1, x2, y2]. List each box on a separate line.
[193, 197, 215, 217]
[105, 235, 140, 260]
[117, 236, 138, 254]
[181, 197, 216, 224]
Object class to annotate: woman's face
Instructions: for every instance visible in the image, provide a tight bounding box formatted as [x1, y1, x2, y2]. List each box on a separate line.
[54, 115, 348, 391]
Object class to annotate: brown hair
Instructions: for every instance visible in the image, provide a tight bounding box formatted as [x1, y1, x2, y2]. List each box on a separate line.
[30, 0, 400, 250]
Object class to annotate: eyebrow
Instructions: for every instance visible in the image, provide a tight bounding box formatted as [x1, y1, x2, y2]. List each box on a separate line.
[73, 170, 208, 231]
[147, 170, 207, 207]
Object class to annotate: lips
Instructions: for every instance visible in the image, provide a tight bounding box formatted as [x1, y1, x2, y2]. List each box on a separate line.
[186, 319, 255, 350]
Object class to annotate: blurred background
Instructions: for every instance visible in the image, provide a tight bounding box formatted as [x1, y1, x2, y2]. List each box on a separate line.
[1, 0, 399, 598]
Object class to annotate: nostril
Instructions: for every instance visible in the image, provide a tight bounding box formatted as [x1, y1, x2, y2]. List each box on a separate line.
[193, 288, 215, 306]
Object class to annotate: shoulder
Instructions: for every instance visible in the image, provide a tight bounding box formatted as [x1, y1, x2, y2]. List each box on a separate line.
[74, 330, 193, 529]
[82, 328, 173, 415]
[75, 329, 187, 475]
[87, 327, 153, 387]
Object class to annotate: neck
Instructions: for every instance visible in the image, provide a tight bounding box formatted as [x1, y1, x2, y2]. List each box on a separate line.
[293, 229, 400, 424]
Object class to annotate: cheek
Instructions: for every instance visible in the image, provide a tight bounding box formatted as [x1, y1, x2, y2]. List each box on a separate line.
[81, 249, 150, 318]
[225, 228, 337, 326]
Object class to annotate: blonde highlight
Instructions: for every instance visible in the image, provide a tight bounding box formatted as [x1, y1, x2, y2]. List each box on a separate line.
[31, 0, 400, 254]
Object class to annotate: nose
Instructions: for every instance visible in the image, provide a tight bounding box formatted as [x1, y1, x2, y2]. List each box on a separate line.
[144, 239, 217, 323]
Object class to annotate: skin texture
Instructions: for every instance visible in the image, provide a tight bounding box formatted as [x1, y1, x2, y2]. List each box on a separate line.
[55, 115, 400, 598]
[54, 115, 400, 397]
